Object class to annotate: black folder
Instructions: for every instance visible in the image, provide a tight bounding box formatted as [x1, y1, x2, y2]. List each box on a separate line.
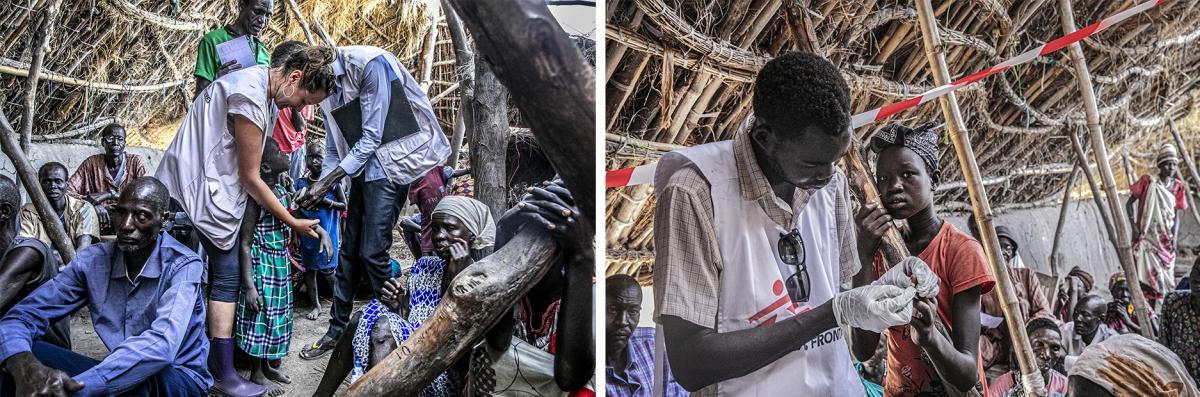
[330, 79, 422, 148]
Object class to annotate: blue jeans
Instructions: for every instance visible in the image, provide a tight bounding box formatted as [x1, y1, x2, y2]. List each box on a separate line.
[287, 145, 308, 180]
[326, 176, 409, 339]
[0, 341, 205, 396]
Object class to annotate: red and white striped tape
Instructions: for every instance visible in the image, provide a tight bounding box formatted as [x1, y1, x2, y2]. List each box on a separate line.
[606, 0, 1172, 188]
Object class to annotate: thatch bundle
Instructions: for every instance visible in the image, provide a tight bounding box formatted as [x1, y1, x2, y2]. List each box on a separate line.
[605, 0, 1200, 279]
[0, 0, 449, 149]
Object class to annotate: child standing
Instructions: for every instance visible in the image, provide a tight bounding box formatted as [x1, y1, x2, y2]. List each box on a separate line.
[237, 138, 331, 395]
[292, 141, 345, 320]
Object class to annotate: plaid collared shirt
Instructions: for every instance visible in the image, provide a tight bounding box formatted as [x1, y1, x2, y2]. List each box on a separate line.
[652, 132, 860, 396]
[606, 327, 688, 397]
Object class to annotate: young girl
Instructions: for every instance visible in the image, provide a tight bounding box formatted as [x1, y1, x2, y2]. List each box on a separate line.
[237, 138, 331, 395]
[292, 141, 345, 320]
[853, 123, 995, 396]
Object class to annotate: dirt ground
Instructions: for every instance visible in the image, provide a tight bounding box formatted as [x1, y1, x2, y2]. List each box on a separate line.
[70, 231, 418, 396]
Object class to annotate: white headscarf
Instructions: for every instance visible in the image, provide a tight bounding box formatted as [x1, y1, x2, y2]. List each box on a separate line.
[432, 196, 496, 249]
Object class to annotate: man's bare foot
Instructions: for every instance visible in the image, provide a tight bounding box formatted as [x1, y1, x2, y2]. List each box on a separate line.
[262, 363, 292, 384]
[250, 370, 285, 396]
[306, 307, 321, 321]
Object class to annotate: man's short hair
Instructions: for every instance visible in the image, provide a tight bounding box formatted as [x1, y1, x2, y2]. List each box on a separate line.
[38, 162, 67, 178]
[0, 175, 18, 209]
[1026, 317, 1061, 337]
[753, 52, 851, 137]
[124, 177, 171, 214]
[100, 123, 124, 136]
[606, 274, 640, 295]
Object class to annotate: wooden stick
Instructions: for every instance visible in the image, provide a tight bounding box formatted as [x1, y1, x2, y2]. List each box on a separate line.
[0, 62, 186, 93]
[842, 143, 908, 265]
[442, 0, 472, 167]
[1068, 130, 1120, 252]
[914, 2, 1044, 394]
[1058, 0, 1154, 339]
[285, 0, 317, 45]
[1167, 118, 1200, 226]
[467, 57, 510, 221]
[20, 0, 63, 153]
[0, 110, 76, 264]
[419, 2, 443, 91]
[1049, 164, 1081, 281]
[1121, 150, 1136, 188]
[347, 231, 559, 396]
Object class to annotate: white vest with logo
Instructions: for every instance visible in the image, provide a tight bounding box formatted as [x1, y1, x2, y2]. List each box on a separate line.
[655, 141, 861, 396]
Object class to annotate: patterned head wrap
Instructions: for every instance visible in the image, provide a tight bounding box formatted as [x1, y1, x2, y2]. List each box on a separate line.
[1069, 334, 1200, 396]
[1068, 266, 1094, 292]
[869, 122, 941, 184]
[1158, 143, 1180, 165]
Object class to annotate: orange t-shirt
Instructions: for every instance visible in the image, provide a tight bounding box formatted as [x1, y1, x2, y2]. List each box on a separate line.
[872, 221, 995, 397]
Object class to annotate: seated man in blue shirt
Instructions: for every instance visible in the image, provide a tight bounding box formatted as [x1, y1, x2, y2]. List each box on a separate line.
[0, 177, 212, 396]
[606, 274, 687, 397]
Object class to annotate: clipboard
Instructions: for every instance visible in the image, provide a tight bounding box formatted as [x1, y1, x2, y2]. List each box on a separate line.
[330, 79, 422, 149]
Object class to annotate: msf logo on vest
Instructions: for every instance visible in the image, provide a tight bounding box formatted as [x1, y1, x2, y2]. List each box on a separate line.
[746, 279, 843, 352]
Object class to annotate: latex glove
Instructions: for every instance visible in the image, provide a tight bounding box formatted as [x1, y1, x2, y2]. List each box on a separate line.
[832, 284, 916, 332]
[873, 256, 940, 299]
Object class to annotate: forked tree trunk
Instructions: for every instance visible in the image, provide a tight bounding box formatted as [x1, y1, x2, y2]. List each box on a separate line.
[467, 57, 509, 220]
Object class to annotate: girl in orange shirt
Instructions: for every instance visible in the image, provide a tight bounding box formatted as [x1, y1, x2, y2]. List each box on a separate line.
[852, 122, 996, 396]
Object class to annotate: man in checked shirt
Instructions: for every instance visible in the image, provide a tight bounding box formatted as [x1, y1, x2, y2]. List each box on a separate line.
[651, 52, 936, 396]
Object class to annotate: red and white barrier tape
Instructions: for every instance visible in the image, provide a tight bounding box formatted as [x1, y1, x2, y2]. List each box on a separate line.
[606, 0, 1172, 188]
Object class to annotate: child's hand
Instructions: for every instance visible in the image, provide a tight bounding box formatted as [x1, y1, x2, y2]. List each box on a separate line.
[244, 286, 263, 314]
[315, 226, 333, 262]
[909, 297, 937, 345]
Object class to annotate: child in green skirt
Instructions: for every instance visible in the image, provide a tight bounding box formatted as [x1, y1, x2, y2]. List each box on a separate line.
[236, 138, 331, 395]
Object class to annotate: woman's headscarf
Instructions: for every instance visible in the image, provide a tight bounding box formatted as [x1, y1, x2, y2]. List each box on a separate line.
[1068, 266, 1094, 292]
[869, 122, 941, 184]
[432, 196, 497, 249]
[1069, 334, 1199, 396]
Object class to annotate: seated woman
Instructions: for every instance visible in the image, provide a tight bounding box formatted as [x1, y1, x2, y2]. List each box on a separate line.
[314, 196, 496, 396]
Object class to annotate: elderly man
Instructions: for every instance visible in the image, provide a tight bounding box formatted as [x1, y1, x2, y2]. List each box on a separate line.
[606, 275, 686, 397]
[20, 162, 99, 258]
[1127, 143, 1189, 306]
[1061, 295, 1119, 369]
[1158, 262, 1200, 381]
[193, 0, 272, 96]
[0, 177, 211, 396]
[67, 123, 148, 232]
[987, 317, 1070, 397]
[0, 176, 70, 350]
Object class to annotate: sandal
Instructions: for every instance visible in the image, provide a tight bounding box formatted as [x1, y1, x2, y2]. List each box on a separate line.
[299, 338, 336, 360]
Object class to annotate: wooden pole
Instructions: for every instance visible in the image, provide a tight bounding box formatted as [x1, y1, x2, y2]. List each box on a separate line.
[443, 0, 472, 167]
[1167, 118, 1200, 227]
[347, 231, 559, 396]
[347, 1, 595, 392]
[1057, 0, 1154, 339]
[913, 2, 1044, 394]
[418, 1, 443, 91]
[0, 110, 76, 264]
[1048, 164, 1081, 280]
[285, 0, 317, 45]
[842, 143, 908, 265]
[466, 57, 509, 220]
[20, 0, 64, 152]
[1121, 150, 1136, 188]
[1068, 130, 1120, 251]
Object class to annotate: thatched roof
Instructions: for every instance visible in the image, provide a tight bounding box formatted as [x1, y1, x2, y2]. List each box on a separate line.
[1, 0, 455, 149]
[604, 0, 1200, 280]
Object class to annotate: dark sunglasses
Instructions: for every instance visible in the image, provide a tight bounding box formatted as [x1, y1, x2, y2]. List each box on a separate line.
[778, 229, 810, 304]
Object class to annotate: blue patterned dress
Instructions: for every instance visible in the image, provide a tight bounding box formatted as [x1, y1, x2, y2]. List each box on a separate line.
[350, 256, 457, 396]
